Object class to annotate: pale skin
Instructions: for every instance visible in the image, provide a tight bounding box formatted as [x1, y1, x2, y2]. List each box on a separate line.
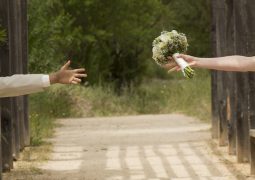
[164, 54, 255, 72]
[49, 60, 87, 85]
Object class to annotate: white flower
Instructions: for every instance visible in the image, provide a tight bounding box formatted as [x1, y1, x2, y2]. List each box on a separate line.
[152, 30, 188, 67]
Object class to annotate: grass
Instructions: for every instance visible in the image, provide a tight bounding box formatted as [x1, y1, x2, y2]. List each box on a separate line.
[29, 69, 211, 145]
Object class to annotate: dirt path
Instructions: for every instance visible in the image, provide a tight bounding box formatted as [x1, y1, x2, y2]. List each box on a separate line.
[4, 114, 246, 180]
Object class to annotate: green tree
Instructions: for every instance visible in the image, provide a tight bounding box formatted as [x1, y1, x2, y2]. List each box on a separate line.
[28, 0, 211, 89]
[165, 0, 211, 57]
[28, 0, 83, 73]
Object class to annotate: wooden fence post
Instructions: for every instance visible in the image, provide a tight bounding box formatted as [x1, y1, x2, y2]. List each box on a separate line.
[246, 0, 255, 129]
[211, 0, 219, 139]
[0, 0, 6, 177]
[233, 0, 250, 163]
[8, 0, 19, 160]
[246, 0, 255, 173]
[215, 0, 228, 146]
[0, 0, 14, 172]
[0, 0, 28, 177]
[16, 0, 25, 151]
[20, 0, 29, 146]
[224, 0, 237, 155]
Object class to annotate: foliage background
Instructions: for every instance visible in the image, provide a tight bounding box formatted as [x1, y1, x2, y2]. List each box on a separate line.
[0, 26, 6, 45]
[28, 0, 212, 145]
[28, 0, 211, 87]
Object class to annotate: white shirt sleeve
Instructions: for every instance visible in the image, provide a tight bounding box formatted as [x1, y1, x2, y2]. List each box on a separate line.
[42, 75, 51, 88]
[0, 74, 51, 98]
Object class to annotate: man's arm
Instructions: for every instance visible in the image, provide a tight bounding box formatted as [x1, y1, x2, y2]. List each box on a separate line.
[0, 61, 87, 98]
[165, 55, 255, 72]
[0, 74, 50, 97]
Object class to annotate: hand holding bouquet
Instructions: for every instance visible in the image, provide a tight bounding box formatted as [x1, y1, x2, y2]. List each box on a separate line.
[152, 30, 195, 78]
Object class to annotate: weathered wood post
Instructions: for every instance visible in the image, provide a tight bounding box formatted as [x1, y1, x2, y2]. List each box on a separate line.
[233, 0, 250, 163]
[0, 0, 14, 172]
[8, 0, 21, 160]
[0, 0, 29, 177]
[246, 0, 255, 174]
[21, 0, 29, 147]
[211, 0, 219, 139]
[214, 0, 228, 146]
[224, 0, 237, 155]
[18, 0, 29, 148]
[0, 0, 6, 176]
[16, 0, 25, 151]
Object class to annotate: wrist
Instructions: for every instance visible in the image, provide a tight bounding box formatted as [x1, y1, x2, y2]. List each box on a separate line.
[193, 57, 201, 68]
[49, 72, 59, 84]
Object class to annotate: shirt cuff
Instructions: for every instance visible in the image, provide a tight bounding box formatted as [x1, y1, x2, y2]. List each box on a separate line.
[42, 75, 50, 88]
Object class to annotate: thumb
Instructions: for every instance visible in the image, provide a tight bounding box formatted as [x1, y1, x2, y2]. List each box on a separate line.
[61, 60, 71, 70]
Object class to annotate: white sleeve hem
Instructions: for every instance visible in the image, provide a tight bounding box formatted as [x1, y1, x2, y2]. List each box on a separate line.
[42, 75, 50, 87]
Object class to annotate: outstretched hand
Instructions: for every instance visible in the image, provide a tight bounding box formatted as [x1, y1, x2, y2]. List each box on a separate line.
[49, 60, 87, 85]
[163, 54, 197, 73]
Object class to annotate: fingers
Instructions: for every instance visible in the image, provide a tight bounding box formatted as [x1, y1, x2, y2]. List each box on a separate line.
[75, 73, 87, 78]
[61, 60, 71, 70]
[71, 80, 78, 85]
[73, 77, 82, 83]
[168, 66, 178, 73]
[163, 61, 177, 69]
[70, 77, 82, 85]
[74, 68, 86, 73]
[189, 61, 196, 67]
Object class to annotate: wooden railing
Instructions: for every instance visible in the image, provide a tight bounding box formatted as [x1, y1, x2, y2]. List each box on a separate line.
[211, 0, 255, 174]
[0, 0, 28, 179]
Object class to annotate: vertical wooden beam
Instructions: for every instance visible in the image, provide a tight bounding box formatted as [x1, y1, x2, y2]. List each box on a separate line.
[224, 0, 237, 155]
[233, 0, 250, 163]
[0, 0, 5, 176]
[215, 0, 228, 146]
[8, 0, 20, 159]
[211, 0, 219, 139]
[20, 0, 29, 146]
[16, 0, 25, 151]
[246, 0, 255, 129]
[0, 0, 13, 172]
[246, 0, 255, 173]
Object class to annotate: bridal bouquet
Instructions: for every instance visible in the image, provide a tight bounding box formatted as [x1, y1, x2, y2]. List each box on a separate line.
[152, 30, 195, 78]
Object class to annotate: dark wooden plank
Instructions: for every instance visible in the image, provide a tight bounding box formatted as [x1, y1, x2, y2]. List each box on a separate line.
[214, 0, 228, 146]
[0, 0, 14, 172]
[20, 0, 29, 147]
[246, 0, 255, 173]
[211, 71, 219, 139]
[226, 73, 237, 155]
[8, 0, 20, 159]
[233, 0, 250, 163]
[16, 0, 25, 151]
[224, 0, 237, 155]
[217, 72, 228, 146]
[1, 106, 12, 171]
[0, 0, 6, 175]
[246, 0, 255, 129]
[210, 0, 219, 139]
